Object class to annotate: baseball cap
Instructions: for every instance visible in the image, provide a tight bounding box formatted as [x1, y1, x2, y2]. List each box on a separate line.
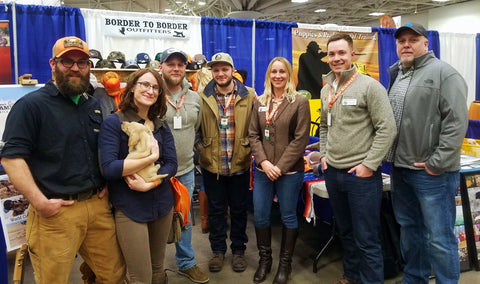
[394, 23, 428, 39]
[155, 52, 163, 61]
[159, 48, 188, 63]
[89, 49, 103, 60]
[124, 59, 139, 69]
[207, 52, 234, 68]
[107, 51, 126, 63]
[95, 59, 115, 69]
[149, 60, 161, 70]
[52, 36, 89, 59]
[136, 53, 151, 64]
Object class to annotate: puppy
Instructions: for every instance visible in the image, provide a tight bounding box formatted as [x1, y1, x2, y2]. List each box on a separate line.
[121, 121, 168, 183]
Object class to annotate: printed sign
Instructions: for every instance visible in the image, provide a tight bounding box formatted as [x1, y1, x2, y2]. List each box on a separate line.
[102, 15, 190, 39]
[0, 21, 12, 84]
[0, 174, 28, 251]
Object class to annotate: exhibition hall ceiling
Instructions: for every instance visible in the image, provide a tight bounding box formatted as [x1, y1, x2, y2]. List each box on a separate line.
[62, 0, 471, 26]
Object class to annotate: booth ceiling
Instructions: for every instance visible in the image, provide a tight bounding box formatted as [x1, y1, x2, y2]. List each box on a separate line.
[62, 0, 471, 26]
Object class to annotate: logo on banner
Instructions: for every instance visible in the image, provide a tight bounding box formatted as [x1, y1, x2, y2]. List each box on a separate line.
[102, 16, 190, 39]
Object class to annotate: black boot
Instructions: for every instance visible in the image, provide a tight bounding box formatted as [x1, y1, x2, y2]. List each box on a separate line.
[272, 226, 298, 284]
[254, 227, 272, 283]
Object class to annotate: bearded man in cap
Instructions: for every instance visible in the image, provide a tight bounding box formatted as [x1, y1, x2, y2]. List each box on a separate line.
[0, 36, 125, 283]
[385, 23, 468, 284]
[197, 52, 256, 273]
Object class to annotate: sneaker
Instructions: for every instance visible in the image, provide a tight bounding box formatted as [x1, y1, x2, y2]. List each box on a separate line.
[178, 265, 209, 283]
[232, 253, 247, 272]
[334, 278, 360, 284]
[208, 253, 225, 272]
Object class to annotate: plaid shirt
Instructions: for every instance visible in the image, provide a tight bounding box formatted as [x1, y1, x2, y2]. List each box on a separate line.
[215, 81, 238, 175]
[385, 63, 414, 162]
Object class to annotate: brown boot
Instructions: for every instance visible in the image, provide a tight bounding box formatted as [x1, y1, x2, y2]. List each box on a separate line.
[199, 191, 209, 233]
[273, 226, 298, 284]
[253, 227, 272, 283]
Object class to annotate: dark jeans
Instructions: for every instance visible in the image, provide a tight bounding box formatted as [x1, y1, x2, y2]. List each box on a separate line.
[202, 168, 249, 255]
[324, 165, 384, 284]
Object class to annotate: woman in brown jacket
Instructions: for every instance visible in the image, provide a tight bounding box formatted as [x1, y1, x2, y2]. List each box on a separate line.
[248, 57, 311, 284]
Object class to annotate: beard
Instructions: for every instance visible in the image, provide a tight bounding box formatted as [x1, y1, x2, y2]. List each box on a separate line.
[54, 68, 90, 96]
[215, 77, 233, 88]
[163, 74, 183, 88]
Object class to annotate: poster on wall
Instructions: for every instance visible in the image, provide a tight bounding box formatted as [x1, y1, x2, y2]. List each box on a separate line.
[0, 21, 12, 84]
[0, 174, 29, 251]
[291, 28, 380, 100]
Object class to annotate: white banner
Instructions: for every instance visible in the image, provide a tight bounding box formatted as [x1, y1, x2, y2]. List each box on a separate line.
[102, 15, 191, 40]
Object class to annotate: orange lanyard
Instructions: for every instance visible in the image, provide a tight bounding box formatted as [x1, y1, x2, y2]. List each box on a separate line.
[218, 92, 235, 115]
[166, 93, 186, 112]
[265, 96, 283, 125]
[328, 71, 358, 108]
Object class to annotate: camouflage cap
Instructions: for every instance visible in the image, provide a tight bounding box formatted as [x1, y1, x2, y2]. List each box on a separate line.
[148, 60, 161, 70]
[107, 51, 126, 63]
[95, 59, 115, 69]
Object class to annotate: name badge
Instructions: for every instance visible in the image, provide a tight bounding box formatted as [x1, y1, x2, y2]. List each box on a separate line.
[265, 128, 270, 141]
[342, 98, 357, 106]
[173, 115, 182, 129]
[220, 116, 228, 129]
[327, 112, 332, 126]
[258, 106, 267, 112]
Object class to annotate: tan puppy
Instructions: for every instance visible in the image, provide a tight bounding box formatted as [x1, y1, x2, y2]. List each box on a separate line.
[121, 121, 168, 183]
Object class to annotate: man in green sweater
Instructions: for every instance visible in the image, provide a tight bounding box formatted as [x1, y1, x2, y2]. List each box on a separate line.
[318, 33, 396, 284]
[160, 48, 208, 283]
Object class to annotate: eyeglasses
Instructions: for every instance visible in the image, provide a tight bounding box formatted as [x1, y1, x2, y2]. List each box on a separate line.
[136, 81, 161, 94]
[55, 58, 90, 69]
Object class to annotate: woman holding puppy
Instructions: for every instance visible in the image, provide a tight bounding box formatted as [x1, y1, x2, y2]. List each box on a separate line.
[99, 68, 177, 284]
[248, 57, 310, 284]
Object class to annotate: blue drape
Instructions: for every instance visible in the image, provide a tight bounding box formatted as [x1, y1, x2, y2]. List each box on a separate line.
[373, 27, 440, 89]
[254, 20, 297, 95]
[476, 33, 480, 100]
[201, 17, 253, 86]
[14, 4, 86, 83]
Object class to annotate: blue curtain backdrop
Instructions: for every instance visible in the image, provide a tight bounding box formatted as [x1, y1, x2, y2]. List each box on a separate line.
[373, 27, 440, 89]
[11, 4, 86, 83]
[201, 17, 253, 86]
[476, 33, 480, 100]
[254, 20, 297, 95]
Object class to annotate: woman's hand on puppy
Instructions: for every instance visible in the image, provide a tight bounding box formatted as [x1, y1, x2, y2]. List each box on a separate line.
[149, 136, 160, 162]
[125, 173, 156, 192]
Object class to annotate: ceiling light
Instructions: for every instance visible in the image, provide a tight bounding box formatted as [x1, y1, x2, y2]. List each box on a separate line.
[369, 12, 385, 16]
[432, 0, 449, 2]
[315, 9, 326, 12]
[291, 0, 308, 3]
[198, 1, 206, 5]
[176, 1, 183, 3]
[165, 8, 172, 12]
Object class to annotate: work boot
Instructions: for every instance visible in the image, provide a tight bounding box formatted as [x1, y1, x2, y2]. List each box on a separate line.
[253, 227, 272, 283]
[208, 253, 225, 272]
[178, 264, 209, 283]
[199, 191, 209, 233]
[232, 253, 247, 272]
[272, 226, 298, 284]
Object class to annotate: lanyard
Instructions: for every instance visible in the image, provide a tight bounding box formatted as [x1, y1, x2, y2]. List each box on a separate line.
[328, 71, 358, 108]
[217, 92, 235, 114]
[166, 93, 186, 112]
[265, 95, 283, 125]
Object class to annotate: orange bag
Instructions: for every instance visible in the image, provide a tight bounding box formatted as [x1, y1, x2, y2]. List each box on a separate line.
[170, 177, 190, 227]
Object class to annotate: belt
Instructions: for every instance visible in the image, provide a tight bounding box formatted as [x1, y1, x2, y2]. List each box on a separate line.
[46, 187, 102, 202]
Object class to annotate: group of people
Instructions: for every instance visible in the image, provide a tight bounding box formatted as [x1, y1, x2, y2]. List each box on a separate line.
[0, 21, 468, 284]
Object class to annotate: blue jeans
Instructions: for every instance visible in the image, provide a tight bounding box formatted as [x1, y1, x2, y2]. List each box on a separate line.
[202, 168, 249, 254]
[253, 170, 304, 228]
[324, 165, 383, 284]
[175, 169, 196, 270]
[391, 167, 460, 284]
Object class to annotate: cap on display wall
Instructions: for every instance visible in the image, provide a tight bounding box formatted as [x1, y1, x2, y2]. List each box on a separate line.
[136, 53, 151, 64]
[52, 36, 89, 59]
[89, 49, 103, 60]
[124, 59, 140, 69]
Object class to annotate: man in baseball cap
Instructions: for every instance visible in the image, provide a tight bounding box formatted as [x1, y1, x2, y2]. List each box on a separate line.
[198, 51, 256, 273]
[1, 35, 126, 282]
